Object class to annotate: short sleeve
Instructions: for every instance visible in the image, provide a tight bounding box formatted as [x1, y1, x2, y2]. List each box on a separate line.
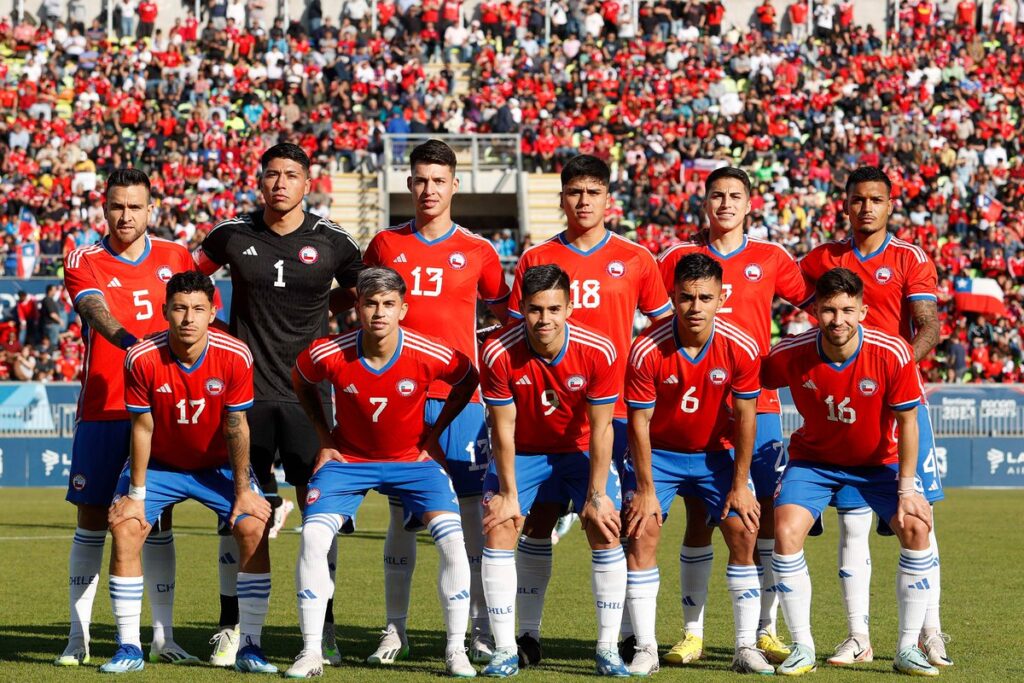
[887, 342, 923, 411]
[63, 250, 102, 307]
[760, 347, 787, 391]
[478, 243, 511, 304]
[731, 349, 762, 400]
[331, 231, 365, 288]
[904, 255, 938, 302]
[362, 232, 384, 267]
[506, 259, 527, 320]
[436, 348, 474, 388]
[225, 350, 255, 412]
[199, 220, 233, 267]
[480, 345, 514, 406]
[624, 340, 657, 409]
[657, 248, 682, 296]
[637, 251, 672, 317]
[586, 347, 620, 405]
[294, 341, 329, 385]
[124, 355, 152, 413]
[774, 249, 815, 307]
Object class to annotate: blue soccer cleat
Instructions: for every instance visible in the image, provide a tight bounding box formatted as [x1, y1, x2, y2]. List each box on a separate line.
[482, 647, 519, 678]
[99, 642, 145, 674]
[234, 639, 279, 674]
[595, 647, 630, 677]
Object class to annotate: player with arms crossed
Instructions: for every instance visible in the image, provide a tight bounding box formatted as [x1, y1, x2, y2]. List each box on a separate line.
[656, 167, 812, 665]
[506, 155, 671, 665]
[195, 143, 364, 666]
[623, 253, 770, 676]
[59, 169, 196, 667]
[363, 139, 510, 664]
[103, 271, 274, 674]
[287, 267, 480, 678]
[799, 166, 948, 668]
[762, 268, 939, 677]
[479, 265, 628, 678]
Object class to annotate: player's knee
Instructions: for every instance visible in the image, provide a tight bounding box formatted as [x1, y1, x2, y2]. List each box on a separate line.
[896, 516, 931, 551]
[721, 520, 757, 558]
[626, 529, 659, 566]
[485, 520, 519, 550]
[110, 518, 147, 550]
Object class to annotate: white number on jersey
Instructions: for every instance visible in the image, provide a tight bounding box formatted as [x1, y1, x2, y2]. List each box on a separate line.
[132, 290, 153, 320]
[175, 398, 206, 424]
[465, 437, 490, 472]
[720, 283, 733, 314]
[410, 266, 444, 297]
[680, 385, 700, 413]
[540, 389, 560, 416]
[370, 396, 388, 422]
[569, 279, 601, 308]
[273, 259, 286, 288]
[824, 395, 857, 424]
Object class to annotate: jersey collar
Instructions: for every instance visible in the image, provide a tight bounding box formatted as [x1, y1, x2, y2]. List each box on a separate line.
[357, 328, 404, 375]
[673, 317, 715, 365]
[850, 233, 892, 262]
[528, 321, 570, 366]
[816, 325, 862, 371]
[707, 235, 748, 260]
[558, 229, 610, 256]
[172, 337, 209, 374]
[411, 220, 457, 245]
[102, 235, 151, 266]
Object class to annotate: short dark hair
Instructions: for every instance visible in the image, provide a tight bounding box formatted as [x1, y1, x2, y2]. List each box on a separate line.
[410, 139, 457, 171]
[105, 168, 151, 199]
[358, 266, 406, 299]
[522, 264, 570, 298]
[845, 165, 891, 194]
[674, 253, 723, 287]
[166, 270, 215, 303]
[815, 267, 864, 301]
[705, 166, 751, 197]
[560, 154, 610, 189]
[260, 143, 311, 173]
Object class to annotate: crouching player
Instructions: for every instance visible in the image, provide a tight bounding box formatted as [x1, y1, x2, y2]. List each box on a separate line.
[762, 268, 939, 677]
[103, 270, 274, 674]
[287, 267, 480, 678]
[623, 254, 771, 675]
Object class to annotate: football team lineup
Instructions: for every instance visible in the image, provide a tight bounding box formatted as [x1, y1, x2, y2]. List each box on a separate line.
[52, 140, 952, 678]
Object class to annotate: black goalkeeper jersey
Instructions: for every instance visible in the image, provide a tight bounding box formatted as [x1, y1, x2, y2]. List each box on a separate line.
[200, 211, 363, 402]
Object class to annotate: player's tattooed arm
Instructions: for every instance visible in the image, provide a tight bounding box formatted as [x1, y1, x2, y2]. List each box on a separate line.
[909, 299, 940, 362]
[76, 294, 137, 348]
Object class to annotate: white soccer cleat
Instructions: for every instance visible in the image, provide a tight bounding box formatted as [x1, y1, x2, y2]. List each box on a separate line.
[54, 642, 90, 666]
[551, 513, 578, 544]
[469, 634, 495, 664]
[893, 646, 939, 677]
[365, 628, 409, 664]
[285, 650, 325, 678]
[826, 634, 873, 666]
[919, 632, 953, 667]
[732, 645, 775, 675]
[149, 640, 199, 664]
[446, 648, 478, 678]
[209, 626, 240, 667]
[628, 643, 660, 677]
[322, 622, 342, 666]
[269, 499, 295, 539]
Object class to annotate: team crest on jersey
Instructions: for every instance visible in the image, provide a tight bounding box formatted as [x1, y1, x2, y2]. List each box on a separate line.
[396, 378, 417, 396]
[858, 378, 879, 396]
[156, 266, 173, 283]
[606, 260, 626, 278]
[743, 263, 764, 282]
[708, 367, 729, 385]
[299, 246, 319, 264]
[72, 474, 87, 491]
[448, 251, 467, 270]
[306, 488, 321, 505]
[874, 266, 893, 285]
[565, 374, 586, 392]
[205, 378, 226, 396]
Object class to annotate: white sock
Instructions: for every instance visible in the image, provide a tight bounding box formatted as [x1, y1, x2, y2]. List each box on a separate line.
[922, 520, 942, 634]
[619, 537, 634, 639]
[755, 538, 779, 635]
[592, 546, 627, 649]
[481, 547, 517, 650]
[109, 576, 144, 649]
[296, 514, 339, 653]
[727, 564, 761, 648]
[383, 499, 416, 639]
[459, 497, 489, 637]
[626, 568, 659, 647]
[237, 571, 271, 647]
[143, 530, 175, 647]
[897, 547, 934, 652]
[429, 513, 472, 652]
[680, 544, 713, 638]
[837, 509, 873, 636]
[68, 528, 105, 648]
[515, 536, 552, 638]
[772, 551, 813, 650]
[218, 534, 240, 601]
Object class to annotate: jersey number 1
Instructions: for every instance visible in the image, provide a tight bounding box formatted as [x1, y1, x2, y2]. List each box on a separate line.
[273, 260, 286, 288]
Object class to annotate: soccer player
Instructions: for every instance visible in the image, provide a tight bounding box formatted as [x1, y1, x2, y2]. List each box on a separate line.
[479, 264, 628, 678]
[655, 167, 812, 664]
[101, 270, 275, 674]
[623, 253, 770, 676]
[195, 143, 364, 666]
[59, 169, 196, 666]
[506, 155, 672, 664]
[799, 166, 948, 668]
[363, 139, 510, 664]
[761, 267, 939, 677]
[286, 267, 480, 679]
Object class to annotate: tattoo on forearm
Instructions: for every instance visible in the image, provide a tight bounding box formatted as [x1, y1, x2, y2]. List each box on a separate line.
[77, 295, 129, 345]
[224, 412, 242, 439]
[588, 489, 605, 510]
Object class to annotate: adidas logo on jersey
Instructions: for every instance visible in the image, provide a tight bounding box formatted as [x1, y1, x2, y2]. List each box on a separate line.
[343, 383, 358, 394]
[243, 246, 258, 256]
[663, 374, 679, 384]
[156, 383, 172, 393]
[393, 253, 408, 263]
[803, 379, 818, 391]
[107, 277, 122, 288]
[515, 376, 532, 385]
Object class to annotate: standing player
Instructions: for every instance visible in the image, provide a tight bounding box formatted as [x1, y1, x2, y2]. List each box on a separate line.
[285, 267, 480, 678]
[363, 139, 510, 664]
[505, 155, 672, 664]
[761, 268, 939, 677]
[655, 167, 812, 664]
[478, 265, 627, 678]
[59, 169, 196, 667]
[102, 271, 275, 674]
[195, 143, 364, 666]
[623, 254, 770, 676]
[799, 166, 948, 668]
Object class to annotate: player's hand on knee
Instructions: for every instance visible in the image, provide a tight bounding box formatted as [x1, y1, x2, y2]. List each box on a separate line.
[482, 492, 523, 534]
[313, 447, 346, 473]
[896, 492, 932, 531]
[723, 486, 760, 534]
[581, 491, 620, 543]
[231, 490, 272, 527]
[625, 489, 662, 539]
[108, 497, 150, 534]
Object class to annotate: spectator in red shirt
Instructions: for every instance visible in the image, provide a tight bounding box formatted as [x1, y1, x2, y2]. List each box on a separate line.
[137, 1, 158, 39]
[755, 0, 777, 40]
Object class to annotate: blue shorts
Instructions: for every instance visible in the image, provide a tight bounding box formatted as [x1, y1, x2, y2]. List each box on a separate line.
[482, 452, 622, 516]
[776, 460, 900, 525]
[425, 399, 490, 497]
[623, 449, 748, 524]
[66, 420, 132, 506]
[751, 413, 786, 498]
[612, 418, 629, 475]
[305, 461, 460, 526]
[114, 461, 263, 525]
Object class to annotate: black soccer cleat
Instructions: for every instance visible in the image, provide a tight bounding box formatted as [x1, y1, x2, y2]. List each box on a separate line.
[516, 634, 542, 668]
[618, 635, 637, 665]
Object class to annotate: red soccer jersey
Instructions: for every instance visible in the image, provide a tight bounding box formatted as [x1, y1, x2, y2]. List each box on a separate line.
[508, 231, 671, 418]
[658, 236, 811, 413]
[761, 326, 922, 467]
[626, 317, 761, 453]
[295, 327, 472, 463]
[64, 236, 196, 421]
[480, 321, 619, 454]
[363, 222, 510, 400]
[124, 330, 254, 471]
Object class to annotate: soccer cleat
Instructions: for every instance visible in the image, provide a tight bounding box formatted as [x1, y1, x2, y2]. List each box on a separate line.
[269, 499, 296, 539]
[366, 628, 410, 664]
[618, 634, 636, 664]
[322, 622, 341, 666]
[732, 645, 776, 675]
[594, 647, 630, 677]
[470, 634, 496, 664]
[446, 648, 478, 678]
[777, 643, 817, 676]
[284, 650, 324, 678]
[209, 626, 240, 667]
[627, 643, 660, 677]
[551, 512, 578, 544]
[99, 642, 145, 673]
[234, 639, 279, 674]
[919, 632, 953, 667]
[149, 641, 199, 664]
[826, 634, 873, 666]
[54, 643, 91, 666]
[893, 646, 940, 677]
[663, 632, 703, 665]
[515, 634, 542, 668]
[482, 647, 519, 677]
[757, 631, 791, 664]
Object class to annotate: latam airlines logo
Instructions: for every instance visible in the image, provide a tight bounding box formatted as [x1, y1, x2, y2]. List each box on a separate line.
[858, 378, 879, 396]
[448, 251, 467, 270]
[156, 266, 173, 283]
[874, 266, 893, 285]
[205, 378, 226, 396]
[607, 260, 626, 278]
[743, 263, 763, 282]
[986, 448, 1024, 476]
[299, 246, 319, 264]
[708, 367, 728, 385]
[396, 378, 417, 396]
[566, 375, 586, 392]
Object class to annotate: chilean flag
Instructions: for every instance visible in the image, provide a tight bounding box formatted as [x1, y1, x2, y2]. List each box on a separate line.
[953, 276, 1006, 316]
[977, 194, 1005, 223]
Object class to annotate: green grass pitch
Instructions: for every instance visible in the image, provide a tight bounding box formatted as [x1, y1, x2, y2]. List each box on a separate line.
[1, 488, 1020, 681]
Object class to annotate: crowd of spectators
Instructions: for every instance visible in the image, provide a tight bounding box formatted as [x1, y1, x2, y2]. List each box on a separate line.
[1, 0, 1023, 383]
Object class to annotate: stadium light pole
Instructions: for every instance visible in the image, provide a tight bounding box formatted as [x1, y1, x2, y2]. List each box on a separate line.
[106, 0, 113, 36]
[16, 0, 23, 22]
[545, 0, 551, 44]
[372, 0, 378, 33]
[807, 0, 813, 38]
